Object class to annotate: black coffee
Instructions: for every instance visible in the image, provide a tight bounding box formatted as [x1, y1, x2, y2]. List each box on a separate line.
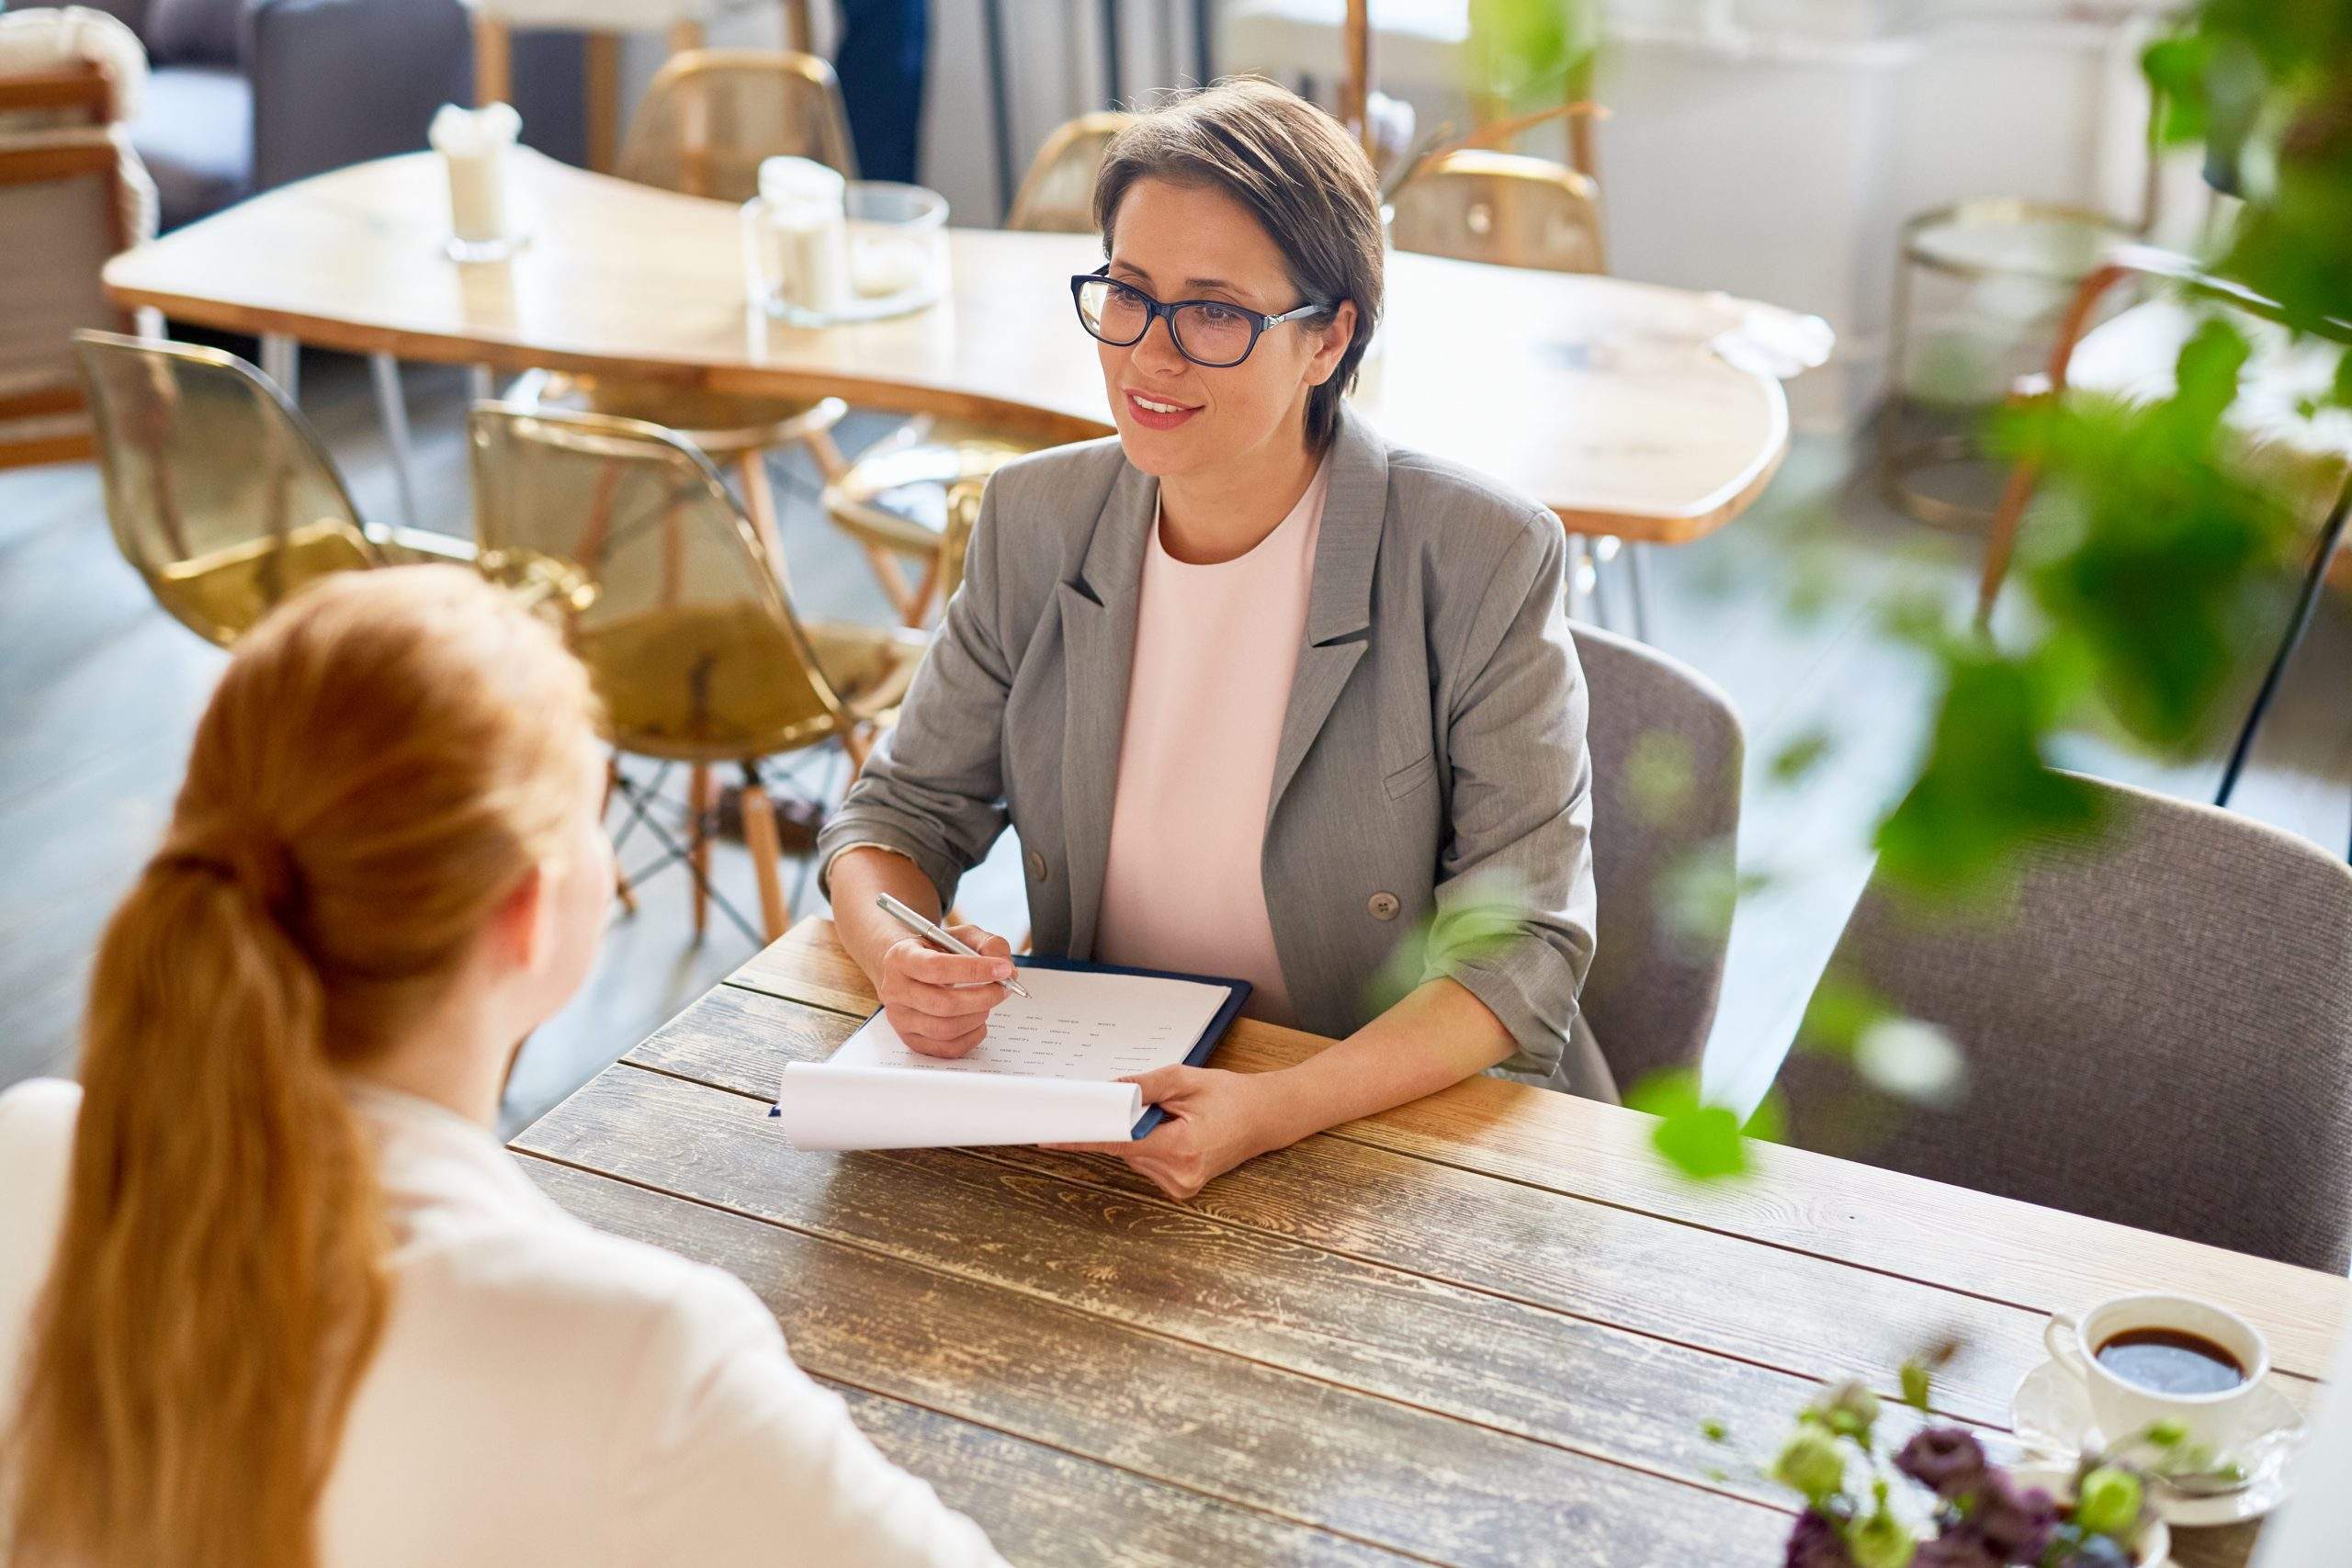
[2095, 1327, 2246, 1395]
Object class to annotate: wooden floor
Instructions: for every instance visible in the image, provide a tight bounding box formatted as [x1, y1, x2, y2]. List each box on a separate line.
[6, 347, 2347, 1134]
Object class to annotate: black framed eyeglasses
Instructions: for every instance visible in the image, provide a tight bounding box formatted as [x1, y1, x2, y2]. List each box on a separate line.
[1070, 268, 1330, 368]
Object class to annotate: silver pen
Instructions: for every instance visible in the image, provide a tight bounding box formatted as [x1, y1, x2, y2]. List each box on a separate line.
[874, 893, 1032, 998]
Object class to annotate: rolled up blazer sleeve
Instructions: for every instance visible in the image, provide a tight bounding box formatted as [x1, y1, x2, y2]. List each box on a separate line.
[1421, 514, 1599, 1077]
[814, 479, 1016, 910]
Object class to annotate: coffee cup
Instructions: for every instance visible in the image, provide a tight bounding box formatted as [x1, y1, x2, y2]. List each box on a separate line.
[2044, 1292, 2271, 1457]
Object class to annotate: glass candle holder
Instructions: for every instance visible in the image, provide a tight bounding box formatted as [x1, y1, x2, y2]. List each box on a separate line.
[840, 181, 950, 321]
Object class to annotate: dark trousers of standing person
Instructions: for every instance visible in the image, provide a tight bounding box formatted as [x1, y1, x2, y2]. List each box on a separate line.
[835, 0, 928, 184]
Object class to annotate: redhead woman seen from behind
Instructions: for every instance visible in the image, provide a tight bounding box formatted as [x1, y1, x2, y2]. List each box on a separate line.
[0, 567, 1002, 1568]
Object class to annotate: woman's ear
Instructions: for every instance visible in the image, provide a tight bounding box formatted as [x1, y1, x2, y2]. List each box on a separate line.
[1308, 299, 1359, 386]
[487, 863, 554, 972]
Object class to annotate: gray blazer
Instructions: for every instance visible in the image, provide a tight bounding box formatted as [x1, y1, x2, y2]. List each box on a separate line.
[815, 406, 1609, 1095]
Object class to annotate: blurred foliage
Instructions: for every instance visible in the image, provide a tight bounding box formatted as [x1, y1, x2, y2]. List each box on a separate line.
[1470, 0, 2352, 1181]
[1465, 0, 1603, 106]
[1363, 872, 1530, 1016]
[1627, 1068, 1782, 1180]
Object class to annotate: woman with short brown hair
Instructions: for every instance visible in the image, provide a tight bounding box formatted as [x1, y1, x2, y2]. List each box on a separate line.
[822, 78, 1604, 1201]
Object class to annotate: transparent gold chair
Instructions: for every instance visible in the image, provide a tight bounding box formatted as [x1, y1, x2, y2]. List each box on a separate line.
[1386, 148, 1606, 276]
[468, 402, 927, 942]
[1003, 110, 1135, 233]
[617, 47, 856, 200]
[820, 114, 1133, 625]
[509, 49, 858, 570]
[71, 331, 476, 646]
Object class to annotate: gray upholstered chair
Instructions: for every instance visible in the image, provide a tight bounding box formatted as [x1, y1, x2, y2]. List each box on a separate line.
[1778, 773, 2352, 1273]
[1575, 624, 1745, 1091]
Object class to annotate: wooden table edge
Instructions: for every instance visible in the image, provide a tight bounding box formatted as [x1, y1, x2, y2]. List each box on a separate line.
[100, 254, 1792, 547]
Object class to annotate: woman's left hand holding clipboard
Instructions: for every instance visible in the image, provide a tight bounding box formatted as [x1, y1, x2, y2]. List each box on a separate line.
[1048, 1064, 1287, 1201]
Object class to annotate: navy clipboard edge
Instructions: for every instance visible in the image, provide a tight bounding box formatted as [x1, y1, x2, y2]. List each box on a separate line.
[766, 955, 1251, 1140]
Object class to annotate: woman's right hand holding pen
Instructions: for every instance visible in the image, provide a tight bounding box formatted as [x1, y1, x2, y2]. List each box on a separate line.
[877, 926, 1017, 1057]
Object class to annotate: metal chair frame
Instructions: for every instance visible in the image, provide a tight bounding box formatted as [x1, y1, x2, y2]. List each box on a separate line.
[1879, 197, 2137, 532]
[1974, 245, 2352, 855]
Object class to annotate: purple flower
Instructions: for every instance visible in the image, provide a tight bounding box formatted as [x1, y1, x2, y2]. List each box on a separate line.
[1912, 1533, 2002, 1568]
[1971, 1472, 2059, 1562]
[1784, 1510, 1858, 1568]
[1895, 1427, 1990, 1499]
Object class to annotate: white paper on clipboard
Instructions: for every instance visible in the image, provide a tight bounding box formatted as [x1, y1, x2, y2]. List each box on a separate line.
[771, 964, 1230, 1151]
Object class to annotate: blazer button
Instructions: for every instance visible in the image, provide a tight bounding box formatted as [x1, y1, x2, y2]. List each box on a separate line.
[1025, 851, 1048, 882]
[1368, 891, 1400, 921]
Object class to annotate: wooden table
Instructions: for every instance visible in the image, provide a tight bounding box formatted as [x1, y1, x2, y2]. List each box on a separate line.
[511, 920, 2341, 1566]
[101, 150, 1792, 546]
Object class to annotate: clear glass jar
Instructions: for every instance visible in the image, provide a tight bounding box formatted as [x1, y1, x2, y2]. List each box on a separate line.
[841, 180, 950, 321]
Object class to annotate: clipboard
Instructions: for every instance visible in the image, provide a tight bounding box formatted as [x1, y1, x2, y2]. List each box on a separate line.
[1017, 954, 1251, 1137]
[766, 955, 1251, 1146]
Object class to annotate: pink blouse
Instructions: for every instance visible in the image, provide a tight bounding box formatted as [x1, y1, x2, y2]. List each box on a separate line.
[1092, 460, 1331, 1024]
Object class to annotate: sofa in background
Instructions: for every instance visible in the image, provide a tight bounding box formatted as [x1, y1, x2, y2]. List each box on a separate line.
[54, 0, 582, 230]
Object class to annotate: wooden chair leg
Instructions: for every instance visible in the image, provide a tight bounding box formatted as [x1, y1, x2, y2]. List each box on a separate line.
[688, 763, 713, 939]
[739, 770, 790, 942]
[737, 450, 787, 577]
[860, 544, 920, 622]
[903, 555, 944, 627]
[802, 423, 850, 484]
[473, 16, 513, 104]
[584, 31, 621, 173]
[842, 724, 874, 781]
[604, 759, 639, 915]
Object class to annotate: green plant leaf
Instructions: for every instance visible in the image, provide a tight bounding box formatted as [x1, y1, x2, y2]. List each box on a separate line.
[1873, 645, 2106, 898]
[1623, 729, 1697, 826]
[1626, 1068, 1775, 1180]
[1769, 728, 1835, 784]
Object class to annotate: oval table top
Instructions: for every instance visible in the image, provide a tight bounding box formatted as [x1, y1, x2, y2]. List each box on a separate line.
[104, 149, 1801, 544]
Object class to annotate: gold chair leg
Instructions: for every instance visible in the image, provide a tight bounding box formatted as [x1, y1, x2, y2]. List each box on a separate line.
[688, 763, 713, 939]
[739, 772, 790, 942]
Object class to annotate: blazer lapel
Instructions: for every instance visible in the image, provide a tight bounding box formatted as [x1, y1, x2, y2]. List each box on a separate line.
[1267, 408, 1390, 822]
[1057, 461, 1156, 959]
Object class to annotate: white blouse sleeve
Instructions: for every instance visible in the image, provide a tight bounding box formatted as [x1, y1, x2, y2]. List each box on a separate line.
[606, 1265, 1008, 1567]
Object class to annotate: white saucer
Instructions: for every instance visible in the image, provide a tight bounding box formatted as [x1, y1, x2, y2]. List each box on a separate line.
[2010, 1358, 2304, 1528]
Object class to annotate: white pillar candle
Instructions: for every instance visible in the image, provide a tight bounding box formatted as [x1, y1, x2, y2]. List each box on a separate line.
[746, 156, 849, 320]
[431, 102, 524, 249]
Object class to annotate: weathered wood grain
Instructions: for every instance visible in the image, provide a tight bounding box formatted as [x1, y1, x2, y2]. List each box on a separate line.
[729, 922, 2350, 1382]
[520, 1158, 1421, 1567]
[630, 979, 2054, 1428]
[509, 1137, 1796, 1565]
[521, 1063, 2017, 1509]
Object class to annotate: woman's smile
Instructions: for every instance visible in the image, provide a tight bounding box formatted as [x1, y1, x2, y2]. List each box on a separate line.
[1123, 387, 1203, 429]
